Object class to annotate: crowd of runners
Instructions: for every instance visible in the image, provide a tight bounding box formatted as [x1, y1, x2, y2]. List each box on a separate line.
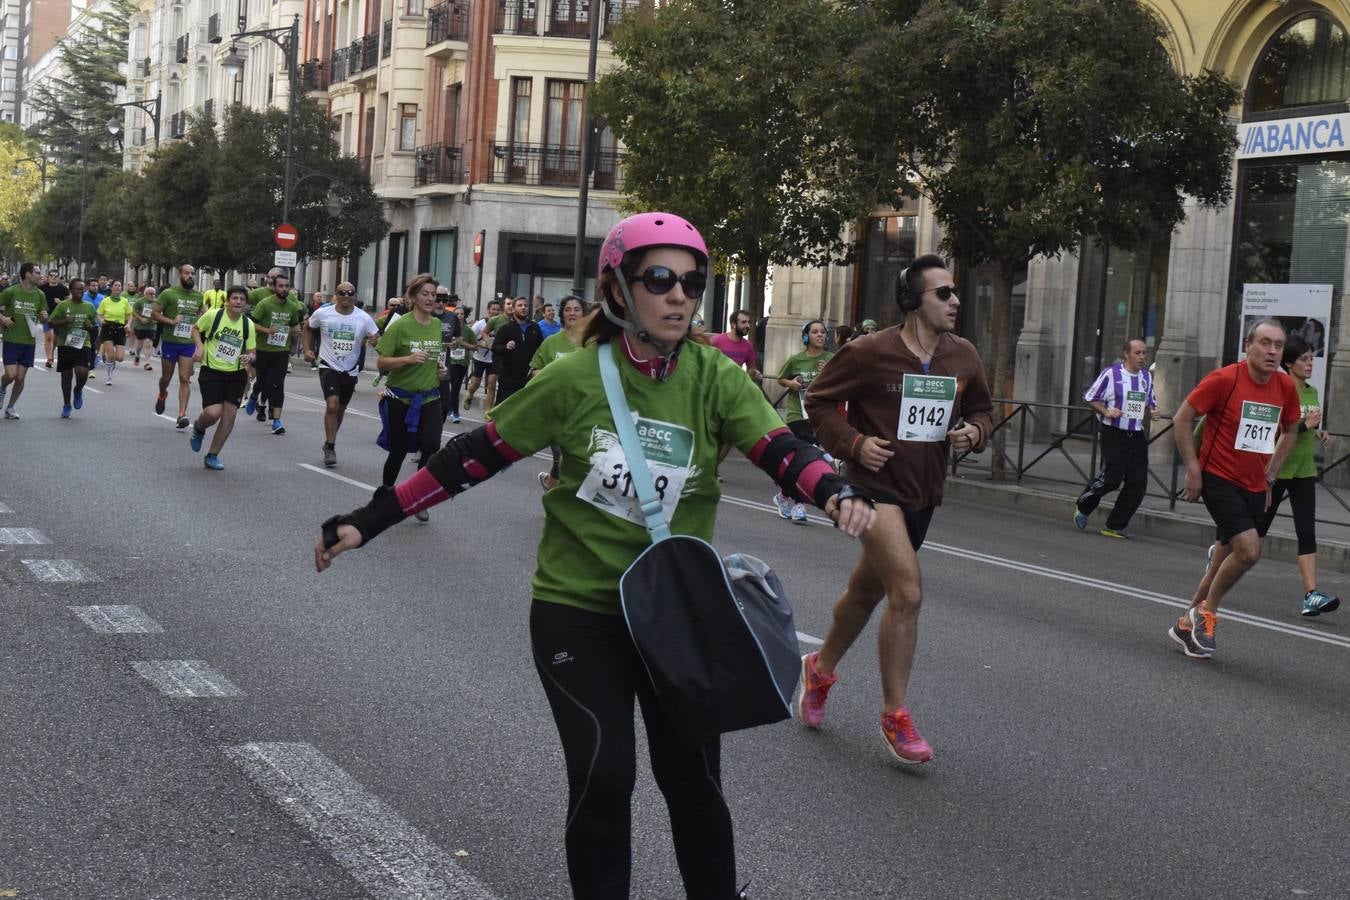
[1, 209, 1342, 897]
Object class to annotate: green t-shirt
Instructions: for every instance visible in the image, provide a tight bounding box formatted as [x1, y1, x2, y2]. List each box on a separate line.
[250, 294, 307, 353]
[99, 295, 132, 325]
[1279, 382, 1321, 480]
[776, 350, 834, 424]
[195, 310, 256, 372]
[0, 285, 47, 345]
[377, 314, 444, 393]
[50, 299, 98, 349]
[530, 331, 582, 371]
[157, 287, 205, 344]
[133, 297, 158, 328]
[488, 339, 784, 616]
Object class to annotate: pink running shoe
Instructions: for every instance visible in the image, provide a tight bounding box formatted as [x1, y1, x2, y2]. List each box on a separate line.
[796, 652, 838, 729]
[880, 707, 933, 764]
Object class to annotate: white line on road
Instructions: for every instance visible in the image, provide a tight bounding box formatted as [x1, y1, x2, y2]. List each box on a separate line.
[83, 386, 103, 394]
[131, 660, 243, 697]
[718, 493, 1350, 652]
[298, 463, 377, 492]
[796, 631, 823, 645]
[0, 527, 50, 544]
[21, 559, 97, 582]
[0, 502, 11, 513]
[69, 605, 164, 634]
[225, 742, 499, 900]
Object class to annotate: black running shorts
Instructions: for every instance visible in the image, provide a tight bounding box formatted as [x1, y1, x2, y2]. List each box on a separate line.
[56, 346, 94, 372]
[199, 367, 248, 408]
[318, 367, 358, 406]
[862, 492, 935, 551]
[100, 323, 127, 346]
[1202, 472, 1268, 544]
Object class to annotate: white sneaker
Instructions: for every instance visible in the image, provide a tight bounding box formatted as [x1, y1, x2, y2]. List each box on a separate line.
[773, 492, 793, 519]
[791, 502, 808, 524]
[4, 407, 18, 420]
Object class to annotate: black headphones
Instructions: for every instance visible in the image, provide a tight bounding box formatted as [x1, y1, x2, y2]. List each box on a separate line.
[801, 319, 824, 346]
[895, 265, 924, 313]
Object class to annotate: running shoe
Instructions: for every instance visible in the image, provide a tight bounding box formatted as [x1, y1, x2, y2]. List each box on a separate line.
[271, 419, 285, 435]
[154, 390, 167, 414]
[1172, 606, 1217, 657]
[189, 427, 205, 453]
[105, 376, 112, 386]
[245, 395, 256, 416]
[73, 390, 84, 410]
[287, 361, 293, 374]
[791, 502, 808, 524]
[203, 454, 224, 471]
[1167, 619, 1209, 659]
[60, 404, 71, 418]
[451, 413, 461, 424]
[323, 445, 337, 467]
[256, 406, 268, 422]
[175, 416, 190, 429]
[773, 492, 793, 519]
[463, 395, 472, 411]
[538, 472, 554, 491]
[796, 651, 838, 729]
[3, 407, 17, 420]
[414, 509, 430, 523]
[1073, 506, 1088, 530]
[880, 707, 933, 764]
[143, 363, 153, 371]
[45, 358, 53, 368]
[1302, 590, 1341, 617]
[1100, 528, 1130, 539]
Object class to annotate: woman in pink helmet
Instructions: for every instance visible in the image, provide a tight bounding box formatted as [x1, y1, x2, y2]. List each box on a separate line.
[313, 212, 876, 898]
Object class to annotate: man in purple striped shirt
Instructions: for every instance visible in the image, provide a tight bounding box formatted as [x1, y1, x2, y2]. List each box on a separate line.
[1074, 339, 1162, 538]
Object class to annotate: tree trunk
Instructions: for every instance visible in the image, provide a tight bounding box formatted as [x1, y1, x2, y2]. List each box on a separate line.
[745, 257, 768, 322]
[987, 261, 1016, 481]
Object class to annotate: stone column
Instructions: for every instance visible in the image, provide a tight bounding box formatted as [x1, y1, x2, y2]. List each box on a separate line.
[1014, 253, 1080, 438]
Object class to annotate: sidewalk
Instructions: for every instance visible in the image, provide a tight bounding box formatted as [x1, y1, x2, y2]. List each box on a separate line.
[945, 432, 1350, 574]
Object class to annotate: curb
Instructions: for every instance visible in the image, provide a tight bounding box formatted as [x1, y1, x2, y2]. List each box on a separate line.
[944, 476, 1350, 575]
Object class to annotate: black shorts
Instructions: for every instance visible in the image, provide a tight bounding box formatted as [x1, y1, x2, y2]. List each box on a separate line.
[100, 323, 127, 346]
[866, 492, 936, 551]
[471, 359, 492, 379]
[199, 366, 248, 408]
[56, 346, 94, 372]
[318, 367, 358, 406]
[133, 328, 156, 341]
[1202, 472, 1268, 544]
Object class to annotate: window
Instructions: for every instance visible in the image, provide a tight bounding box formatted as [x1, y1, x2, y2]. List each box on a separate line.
[398, 103, 417, 150]
[1248, 14, 1350, 117]
[443, 82, 461, 144]
[508, 76, 531, 144]
[543, 79, 585, 184]
[407, 0, 424, 14]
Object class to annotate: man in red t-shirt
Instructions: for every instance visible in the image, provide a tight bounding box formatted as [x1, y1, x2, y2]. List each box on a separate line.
[1170, 319, 1301, 658]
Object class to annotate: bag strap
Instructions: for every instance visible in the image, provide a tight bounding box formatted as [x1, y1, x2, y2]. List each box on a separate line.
[598, 342, 673, 544]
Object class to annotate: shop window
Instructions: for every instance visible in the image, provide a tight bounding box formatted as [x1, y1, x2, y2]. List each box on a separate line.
[1069, 238, 1169, 405]
[857, 214, 917, 331]
[1248, 14, 1350, 118]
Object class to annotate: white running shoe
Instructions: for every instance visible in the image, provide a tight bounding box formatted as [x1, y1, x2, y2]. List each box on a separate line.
[773, 492, 793, 519]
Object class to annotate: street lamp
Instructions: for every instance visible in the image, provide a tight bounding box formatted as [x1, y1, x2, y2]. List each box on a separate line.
[13, 154, 48, 192]
[222, 15, 301, 223]
[108, 95, 163, 147]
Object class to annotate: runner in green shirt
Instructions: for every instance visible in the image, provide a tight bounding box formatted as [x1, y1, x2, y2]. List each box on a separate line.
[314, 213, 876, 899]
[131, 285, 159, 370]
[1254, 333, 1339, 617]
[152, 263, 205, 428]
[529, 295, 587, 490]
[0, 262, 49, 419]
[189, 286, 257, 469]
[48, 281, 97, 417]
[772, 319, 835, 522]
[247, 270, 306, 434]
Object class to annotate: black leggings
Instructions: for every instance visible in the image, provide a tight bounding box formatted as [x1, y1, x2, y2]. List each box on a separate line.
[1258, 476, 1317, 555]
[381, 395, 443, 486]
[251, 351, 289, 409]
[529, 601, 736, 900]
[440, 365, 467, 423]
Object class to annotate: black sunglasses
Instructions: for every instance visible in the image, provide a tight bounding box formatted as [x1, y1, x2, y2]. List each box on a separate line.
[335, 289, 355, 296]
[634, 266, 707, 299]
[924, 285, 958, 301]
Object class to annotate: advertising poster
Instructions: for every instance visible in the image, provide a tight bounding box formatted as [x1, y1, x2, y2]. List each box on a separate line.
[1240, 283, 1332, 405]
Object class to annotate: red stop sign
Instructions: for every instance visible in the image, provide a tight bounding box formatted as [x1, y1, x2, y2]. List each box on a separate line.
[473, 231, 484, 267]
[274, 223, 299, 250]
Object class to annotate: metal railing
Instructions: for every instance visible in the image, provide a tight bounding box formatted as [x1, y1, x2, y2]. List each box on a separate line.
[175, 34, 190, 63]
[169, 111, 186, 139]
[948, 398, 1350, 529]
[495, 0, 536, 35]
[330, 46, 351, 83]
[207, 13, 222, 43]
[488, 141, 626, 189]
[359, 33, 379, 71]
[382, 19, 393, 58]
[427, 0, 470, 44]
[546, 0, 647, 38]
[414, 143, 465, 186]
[300, 59, 330, 91]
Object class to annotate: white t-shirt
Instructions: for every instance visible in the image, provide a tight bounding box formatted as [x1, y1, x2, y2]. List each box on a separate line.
[309, 305, 379, 374]
[471, 318, 493, 364]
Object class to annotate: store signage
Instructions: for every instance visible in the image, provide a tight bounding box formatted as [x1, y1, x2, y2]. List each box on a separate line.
[1236, 113, 1350, 160]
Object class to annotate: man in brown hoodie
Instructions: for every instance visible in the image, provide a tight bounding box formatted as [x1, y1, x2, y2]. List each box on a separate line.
[801, 253, 993, 764]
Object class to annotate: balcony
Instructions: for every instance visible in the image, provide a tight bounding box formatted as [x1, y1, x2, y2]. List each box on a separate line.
[138, 56, 151, 77]
[488, 141, 626, 190]
[545, 0, 647, 38]
[330, 46, 351, 84]
[170, 111, 186, 139]
[360, 33, 379, 71]
[382, 19, 392, 59]
[300, 59, 330, 93]
[203, 98, 215, 124]
[414, 143, 465, 187]
[175, 33, 189, 63]
[426, 0, 470, 46]
[495, 0, 536, 35]
[207, 13, 222, 43]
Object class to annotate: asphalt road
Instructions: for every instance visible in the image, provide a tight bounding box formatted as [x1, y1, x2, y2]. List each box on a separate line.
[2, 355, 1347, 900]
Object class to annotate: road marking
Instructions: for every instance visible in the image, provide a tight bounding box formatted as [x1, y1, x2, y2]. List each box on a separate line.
[298, 463, 377, 492]
[131, 660, 243, 697]
[83, 386, 103, 394]
[70, 605, 164, 634]
[0, 502, 11, 513]
[21, 559, 97, 582]
[0, 527, 49, 544]
[796, 631, 822, 645]
[225, 742, 499, 900]
[718, 493, 1350, 652]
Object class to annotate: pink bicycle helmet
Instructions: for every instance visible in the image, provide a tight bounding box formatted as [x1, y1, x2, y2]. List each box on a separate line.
[597, 212, 708, 277]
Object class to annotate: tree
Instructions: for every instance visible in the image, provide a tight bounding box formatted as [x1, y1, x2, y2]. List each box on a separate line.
[208, 101, 387, 271]
[592, 0, 876, 317]
[135, 112, 232, 271]
[0, 123, 47, 265]
[849, 0, 1238, 475]
[86, 168, 159, 272]
[20, 171, 106, 269]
